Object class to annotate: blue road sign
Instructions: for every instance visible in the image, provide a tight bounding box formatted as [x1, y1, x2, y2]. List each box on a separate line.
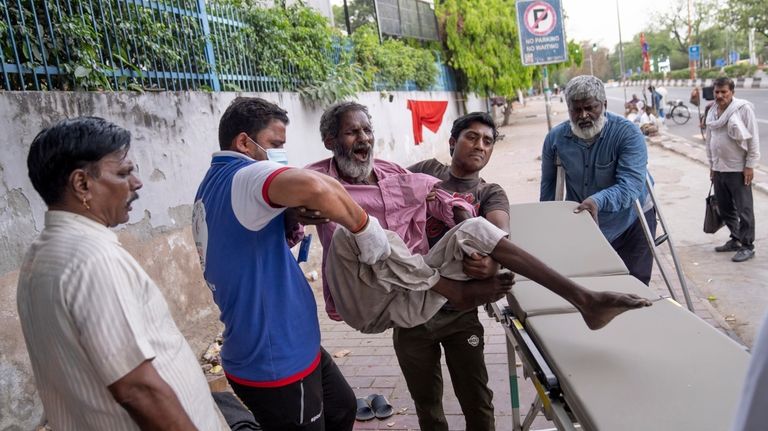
[688, 45, 700, 61]
[730, 51, 740, 63]
[516, 0, 567, 66]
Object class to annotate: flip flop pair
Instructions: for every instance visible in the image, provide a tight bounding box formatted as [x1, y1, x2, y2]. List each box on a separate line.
[355, 394, 394, 421]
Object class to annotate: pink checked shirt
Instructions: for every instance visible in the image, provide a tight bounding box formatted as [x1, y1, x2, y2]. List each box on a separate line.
[305, 158, 476, 320]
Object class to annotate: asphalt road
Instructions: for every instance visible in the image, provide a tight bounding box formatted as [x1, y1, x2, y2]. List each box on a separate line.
[605, 85, 768, 159]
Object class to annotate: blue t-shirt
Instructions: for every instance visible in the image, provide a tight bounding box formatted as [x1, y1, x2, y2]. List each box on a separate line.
[540, 112, 649, 242]
[192, 151, 320, 386]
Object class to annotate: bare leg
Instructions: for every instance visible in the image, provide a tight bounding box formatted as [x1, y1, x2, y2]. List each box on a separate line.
[489, 239, 652, 330]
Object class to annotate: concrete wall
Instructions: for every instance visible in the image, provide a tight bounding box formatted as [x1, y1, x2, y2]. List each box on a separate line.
[0, 90, 484, 429]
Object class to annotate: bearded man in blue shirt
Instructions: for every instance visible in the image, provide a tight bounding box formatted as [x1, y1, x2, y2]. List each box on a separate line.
[540, 75, 657, 285]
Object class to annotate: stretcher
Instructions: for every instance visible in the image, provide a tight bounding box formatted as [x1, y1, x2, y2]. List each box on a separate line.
[489, 201, 750, 431]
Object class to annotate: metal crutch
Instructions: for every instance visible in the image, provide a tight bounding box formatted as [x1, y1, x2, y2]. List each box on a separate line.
[634, 174, 694, 311]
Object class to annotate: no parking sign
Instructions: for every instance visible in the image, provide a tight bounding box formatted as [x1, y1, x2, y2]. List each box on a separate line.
[516, 0, 567, 66]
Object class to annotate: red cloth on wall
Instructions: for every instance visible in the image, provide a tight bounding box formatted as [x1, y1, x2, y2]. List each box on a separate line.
[407, 100, 449, 145]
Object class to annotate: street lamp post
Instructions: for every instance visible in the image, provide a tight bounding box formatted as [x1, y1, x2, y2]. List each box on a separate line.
[616, 0, 627, 102]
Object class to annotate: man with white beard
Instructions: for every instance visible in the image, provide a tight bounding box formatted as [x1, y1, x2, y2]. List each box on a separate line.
[540, 75, 657, 285]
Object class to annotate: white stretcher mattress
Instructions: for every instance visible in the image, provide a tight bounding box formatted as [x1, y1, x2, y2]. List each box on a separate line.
[507, 201, 628, 280]
[504, 202, 750, 430]
[526, 299, 749, 431]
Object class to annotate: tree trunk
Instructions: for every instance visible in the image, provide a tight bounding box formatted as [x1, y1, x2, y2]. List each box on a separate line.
[503, 97, 515, 126]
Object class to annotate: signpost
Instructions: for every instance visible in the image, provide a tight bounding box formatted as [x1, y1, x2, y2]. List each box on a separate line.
[688, 45, 700, 61]
[517, 0, 568, 66]
[516, 0, 567, 131]
[688, 45, 700, 80]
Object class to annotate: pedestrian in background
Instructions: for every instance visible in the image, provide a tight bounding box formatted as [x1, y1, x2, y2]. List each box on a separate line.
[705, 76, 760, 262]
[648, 85, 667, 122]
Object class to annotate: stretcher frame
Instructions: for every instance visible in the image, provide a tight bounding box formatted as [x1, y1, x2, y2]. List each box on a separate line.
[488, 301, 578, 431]
[488, 202, 749, 431]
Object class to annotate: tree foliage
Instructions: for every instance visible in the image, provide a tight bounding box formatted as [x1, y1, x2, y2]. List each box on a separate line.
[649, 0, 718, 52]
[241, 3, 338, 83]
[351, 24, 438, 90]
[331, 0, 375, 34]
[0, 0, 193, 90]
[724, 0, 768, 39]
[436, 0, 533, 98]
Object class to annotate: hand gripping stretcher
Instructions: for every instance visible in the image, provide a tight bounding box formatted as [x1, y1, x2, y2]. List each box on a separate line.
[487, 201, 750, 431]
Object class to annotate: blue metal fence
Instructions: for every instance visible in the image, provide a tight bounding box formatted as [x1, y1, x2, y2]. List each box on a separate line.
[0, 0, 455, 92]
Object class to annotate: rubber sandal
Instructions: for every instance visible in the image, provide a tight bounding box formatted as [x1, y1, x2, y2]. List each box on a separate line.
[355, 397, 375, 421]
[366, 393, 394, 419]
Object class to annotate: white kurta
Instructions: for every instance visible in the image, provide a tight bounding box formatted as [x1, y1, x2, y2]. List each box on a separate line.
[17, 211, 227, 431]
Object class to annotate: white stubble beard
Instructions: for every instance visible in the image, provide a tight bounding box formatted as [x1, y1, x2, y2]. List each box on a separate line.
[333, 142, 374, 183]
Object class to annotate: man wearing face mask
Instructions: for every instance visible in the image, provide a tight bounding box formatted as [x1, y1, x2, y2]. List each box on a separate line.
[540, 75, 656, 285]
[193, 97, 388, 431]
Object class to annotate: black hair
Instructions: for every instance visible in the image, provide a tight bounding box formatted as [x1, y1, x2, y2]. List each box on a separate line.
[713, 77, 735, 91]
[319, 101, 370, 143]
[218, 97, 289, 150]
[450, 111, 499, 142]
[27, 117, 131, 206]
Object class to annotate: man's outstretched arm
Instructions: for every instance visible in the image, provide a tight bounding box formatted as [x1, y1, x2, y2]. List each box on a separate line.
[267, 168, 389, 264]
[267, 169, 367, 232]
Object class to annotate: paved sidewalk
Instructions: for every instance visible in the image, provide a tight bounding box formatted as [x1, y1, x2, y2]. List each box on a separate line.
[300, 97, 765, 430]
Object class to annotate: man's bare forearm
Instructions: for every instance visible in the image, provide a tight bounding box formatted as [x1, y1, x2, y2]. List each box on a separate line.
[431, 276, 511, 310]
[268, 169, 367, 231]
[109, 361, 198, 431]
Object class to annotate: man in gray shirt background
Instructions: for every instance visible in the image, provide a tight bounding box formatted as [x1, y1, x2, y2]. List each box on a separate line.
[705, 76, 761, 262]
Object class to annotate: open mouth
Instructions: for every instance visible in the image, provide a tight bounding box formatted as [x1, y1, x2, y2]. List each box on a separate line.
[127, 194, 139, 210]
[352, 144, 371, 162]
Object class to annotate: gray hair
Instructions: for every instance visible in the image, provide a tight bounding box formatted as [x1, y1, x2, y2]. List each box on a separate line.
[564, 75, 606, 107]
[319, 101, 370, 143]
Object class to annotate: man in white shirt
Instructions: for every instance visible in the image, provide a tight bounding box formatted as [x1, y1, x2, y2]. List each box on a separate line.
[705, 76, 761, 262]
[18, 117, 229, 431]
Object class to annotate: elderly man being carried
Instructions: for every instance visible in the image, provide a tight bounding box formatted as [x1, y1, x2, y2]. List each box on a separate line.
[302, 102, 652, 336]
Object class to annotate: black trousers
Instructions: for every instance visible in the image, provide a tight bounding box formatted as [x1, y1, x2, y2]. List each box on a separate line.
[713, 171, 755, 249]
[393, 309, 495, 431]
[227, 348, 356, 431]
[611, 208, 657, 285]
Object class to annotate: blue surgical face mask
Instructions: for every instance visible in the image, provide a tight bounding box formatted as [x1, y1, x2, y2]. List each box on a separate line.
[265, 147, 288, 166]
[247, 137, 288, 166]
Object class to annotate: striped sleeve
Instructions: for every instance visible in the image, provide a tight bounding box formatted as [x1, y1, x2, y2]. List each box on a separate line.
[231, 161, 292, 231]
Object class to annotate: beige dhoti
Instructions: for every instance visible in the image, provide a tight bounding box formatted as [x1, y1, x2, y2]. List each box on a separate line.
[324, 218, 507, 333]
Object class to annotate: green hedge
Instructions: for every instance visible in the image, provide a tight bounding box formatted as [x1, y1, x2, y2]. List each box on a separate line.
[723, 63, 758, 78]
[668, 69, 691, 80]
[664, 64, 757, 81]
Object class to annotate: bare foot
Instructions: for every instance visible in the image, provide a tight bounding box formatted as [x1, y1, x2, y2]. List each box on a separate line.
[578, 291, 652, 330]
